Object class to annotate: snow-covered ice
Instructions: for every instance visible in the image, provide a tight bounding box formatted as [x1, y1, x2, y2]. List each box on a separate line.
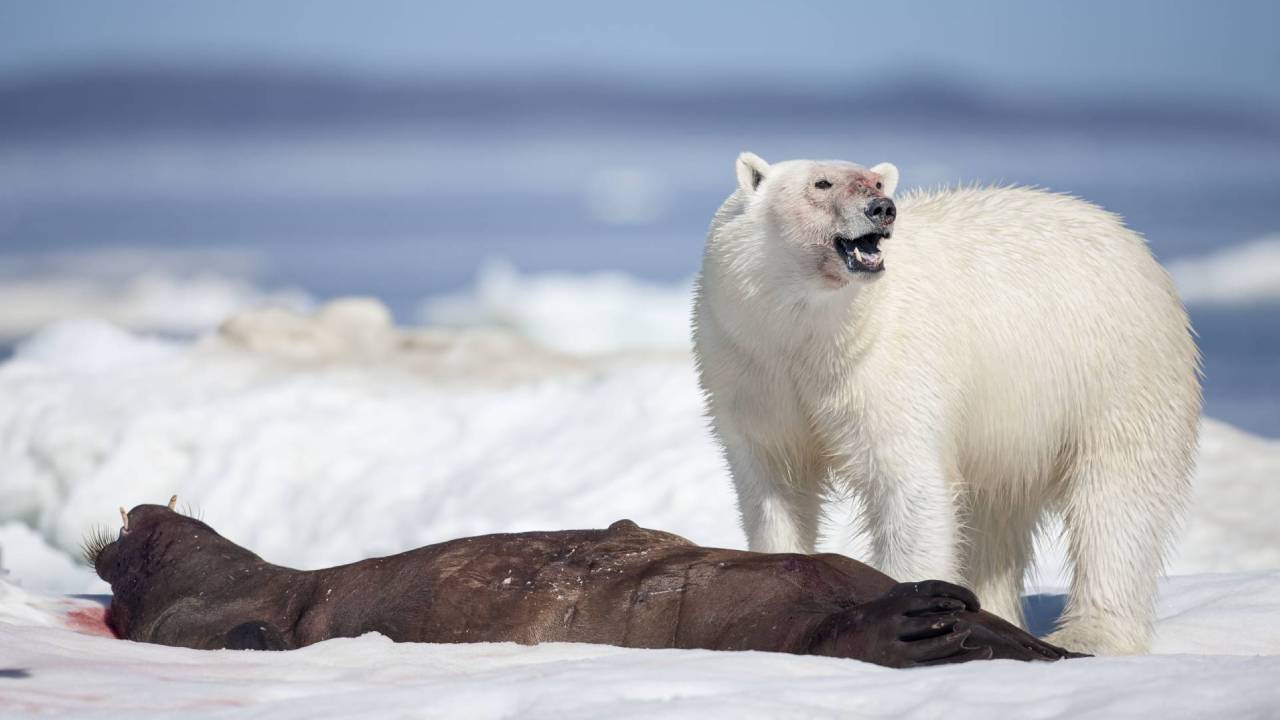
[420, 261, 695, 354]
[3, 574, 1280, 719]
[0, 302, 1278, 718]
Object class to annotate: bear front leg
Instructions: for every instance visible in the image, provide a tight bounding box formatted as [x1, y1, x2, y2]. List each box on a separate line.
[723, 438, 820, 554]
[860, 443, 961, 583]
[961, 489, 1042, 629]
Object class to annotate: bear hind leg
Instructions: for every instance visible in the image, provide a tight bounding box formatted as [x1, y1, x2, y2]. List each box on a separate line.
[1047, 438, 1190, 655]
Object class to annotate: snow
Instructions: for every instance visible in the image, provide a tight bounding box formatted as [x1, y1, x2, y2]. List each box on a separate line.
[420, 261, 694, 354]
[0, 315, 733, 594]
[2, 575, 1280, 719]
[0, 304, 1278, 717]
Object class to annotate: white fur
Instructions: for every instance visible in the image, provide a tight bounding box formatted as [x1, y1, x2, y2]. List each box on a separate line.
[693, 154, 1201, 656]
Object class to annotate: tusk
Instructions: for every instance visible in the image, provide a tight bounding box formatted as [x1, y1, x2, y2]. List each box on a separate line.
[119, 507, 129, 530]
[167, 495, 178, 510]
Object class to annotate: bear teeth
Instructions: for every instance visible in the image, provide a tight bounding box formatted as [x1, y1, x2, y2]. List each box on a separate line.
[835, 234, 885, 273]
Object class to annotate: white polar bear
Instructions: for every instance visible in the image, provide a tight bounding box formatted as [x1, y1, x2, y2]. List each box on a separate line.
[692, 152, 1201, 655]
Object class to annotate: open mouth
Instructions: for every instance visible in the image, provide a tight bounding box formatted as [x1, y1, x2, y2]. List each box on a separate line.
[833, 232, 888, 274]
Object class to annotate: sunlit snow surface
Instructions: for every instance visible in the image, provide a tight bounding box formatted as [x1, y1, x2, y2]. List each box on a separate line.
[1, 312, 1278, 718]
[2, 575, 1280, 720]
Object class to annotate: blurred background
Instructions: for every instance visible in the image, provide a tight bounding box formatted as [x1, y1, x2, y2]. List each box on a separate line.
[1, 0, 1278, 434]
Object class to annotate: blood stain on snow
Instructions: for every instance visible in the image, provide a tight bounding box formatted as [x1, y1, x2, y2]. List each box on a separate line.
[63, 606, 117, 638]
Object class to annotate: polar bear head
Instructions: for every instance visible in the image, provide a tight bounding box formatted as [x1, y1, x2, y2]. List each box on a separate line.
[733, 152, 899, 289]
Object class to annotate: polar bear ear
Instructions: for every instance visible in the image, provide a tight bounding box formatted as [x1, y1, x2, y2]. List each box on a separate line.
[870, 163, 899, 197]
[735, 152, 770, 194]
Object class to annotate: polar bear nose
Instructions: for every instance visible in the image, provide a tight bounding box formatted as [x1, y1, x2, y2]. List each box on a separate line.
[865, 198, 896, 225]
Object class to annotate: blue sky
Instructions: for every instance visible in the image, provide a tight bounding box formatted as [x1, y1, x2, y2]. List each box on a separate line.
[2, 0, 1278, 106]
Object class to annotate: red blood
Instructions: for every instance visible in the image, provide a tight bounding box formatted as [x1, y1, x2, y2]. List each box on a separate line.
[64, 605, 118, 638]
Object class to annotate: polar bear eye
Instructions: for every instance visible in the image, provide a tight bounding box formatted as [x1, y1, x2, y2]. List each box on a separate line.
[814, 180, 832, 189]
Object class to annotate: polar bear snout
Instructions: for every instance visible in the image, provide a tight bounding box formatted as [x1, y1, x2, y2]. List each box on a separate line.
[834, 198, 894, 275]
[865, 197, 896, 227]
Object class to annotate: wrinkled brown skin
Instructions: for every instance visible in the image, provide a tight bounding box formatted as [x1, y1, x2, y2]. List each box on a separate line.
[96, 505, 1081, 668]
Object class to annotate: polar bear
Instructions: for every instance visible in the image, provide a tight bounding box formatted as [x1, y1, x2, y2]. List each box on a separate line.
[692, 152, 1201, 655]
